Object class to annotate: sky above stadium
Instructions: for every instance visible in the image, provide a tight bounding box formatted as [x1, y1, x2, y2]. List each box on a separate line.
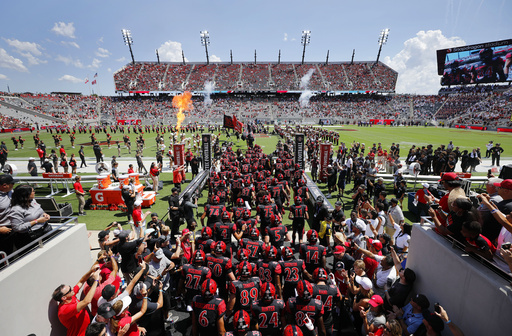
[0, 0, 509, 96]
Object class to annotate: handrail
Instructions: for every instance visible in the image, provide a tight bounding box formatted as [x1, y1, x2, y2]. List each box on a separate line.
[419, 216, 512, 281]
[161, 170, 209, 222]
[0, 216, 79, 270]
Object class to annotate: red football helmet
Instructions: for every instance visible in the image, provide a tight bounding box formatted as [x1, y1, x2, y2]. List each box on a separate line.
[281, 246, 294, 260]
[233, 310, 251, 333]
[249, 227, 260, 240]
[277, 173, 284, 180]
[265, 245, 277, 260]
[313, 267, 328, 282]
[307, 229, 318, 243]
[201, 226, 212, 239]
[297, 280, 313, 301]
[237, 198, 245, 206]
[211, 195, 220, 204]
[237, 248, 250, 261]
[221, 211, 230, 221]
[201, 279, 217, 300]
[193, 249, 206, 264]
[284, 325, 304, 336]
[214, 241, 226, 255]
[298, 179, 305, 186]
[261, 282, 276, 302]
[238, 261, 253, 278]
[294, 196, 302, 205]
[271, 178, 278, 185]
[243, 209, 251, 219]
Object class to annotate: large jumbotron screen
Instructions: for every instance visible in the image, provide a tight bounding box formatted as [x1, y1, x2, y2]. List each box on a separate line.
[436, 39, 512, 86]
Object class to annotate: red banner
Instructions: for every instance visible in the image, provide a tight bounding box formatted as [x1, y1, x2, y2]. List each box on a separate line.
[319, 143, 331, 182]
[116, 119, 142, 125]
[174, 144, 185, 166]
[0, 128, 31, 133]
[497, 128, 512, 133]
[454, 125, 487, 130]
[42, 173, 73, 179]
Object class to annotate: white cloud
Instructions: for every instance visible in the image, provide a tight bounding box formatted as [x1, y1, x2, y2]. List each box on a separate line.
[21, 52, 47, 66]
[51, 22, 76, 38]
[158, 40, 188, 62]
[116, 56, 127, 62]
[4, 38, 42, 56]
[55, 55, 84, 68]
[107, 68, 112, 72]
[4, 38, 46, 66]
[61, 41, 80, 49]
[0, 74, 9, 80]
[210, 55, 221, 62]
[95, 47, 111, 58]
[98, 37, 104, 44]
[0, 48, 28, 72]
[283, 33, 288, 42]
[58, 75, 83, 83]
[88, 58, 102, 69]
[383, 30, 465, 95]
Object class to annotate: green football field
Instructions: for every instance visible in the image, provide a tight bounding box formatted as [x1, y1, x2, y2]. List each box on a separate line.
[0, 125, 510, 231]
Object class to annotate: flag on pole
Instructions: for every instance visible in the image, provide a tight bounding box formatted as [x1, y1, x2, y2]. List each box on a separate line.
[84, 78, 89, 84]
[223, 115, 234, 129]
[92, 80, 97, 85]
[94, 73, 98, 78]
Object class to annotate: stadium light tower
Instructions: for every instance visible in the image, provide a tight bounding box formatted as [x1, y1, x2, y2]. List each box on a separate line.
[200, 30, 210, 65]
[376, 28, 390, 64]
[121, 29, 135, 65]
[301, 30, 311, 65]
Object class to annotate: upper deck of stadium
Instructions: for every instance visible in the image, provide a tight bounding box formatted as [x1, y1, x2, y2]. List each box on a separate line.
[113, 61, 398, 93]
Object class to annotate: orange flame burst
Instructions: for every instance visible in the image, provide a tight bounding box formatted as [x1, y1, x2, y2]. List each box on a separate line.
[172, 91, 193, 132]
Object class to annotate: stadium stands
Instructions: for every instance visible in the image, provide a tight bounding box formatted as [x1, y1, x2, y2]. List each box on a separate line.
[113, 61, 399, 93]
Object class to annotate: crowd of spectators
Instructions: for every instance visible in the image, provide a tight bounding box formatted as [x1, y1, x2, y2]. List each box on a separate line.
[135, 63, 168, 91]
[0, 115, 30, 129]
[164, 64, 191, 91]
[215, 64, 241, 91]
[184, 64, 217, 91]
[113, 62, 398, 92]
[241, 64, 270, 91]
[1, 83, 511, 129]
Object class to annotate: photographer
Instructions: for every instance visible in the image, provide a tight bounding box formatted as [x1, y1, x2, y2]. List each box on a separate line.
[182, 192, 198, 231]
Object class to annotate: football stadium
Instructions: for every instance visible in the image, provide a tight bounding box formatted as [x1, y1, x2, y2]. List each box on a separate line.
[0, 4, 512, 336]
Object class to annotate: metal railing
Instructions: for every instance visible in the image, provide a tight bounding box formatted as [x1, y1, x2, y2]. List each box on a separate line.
[0, 216, 79, 270]
[161, 170, 209, 222]
[420, 216, 512, 281]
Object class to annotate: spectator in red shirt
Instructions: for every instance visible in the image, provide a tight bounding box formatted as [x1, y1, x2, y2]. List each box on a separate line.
[149, 162, 161, 194]
[74, 175, 86, 216]
[81, 251, 119, 316]
[127, 164, 134, 174]
[132, 200, 151, 238]
[173, 165, 185, 192]
[52, 264, 101, 336]
[36, 147, 45, 166]
[414, 183, 432, 220]
[59, 145, 66, 158]
[461, 220, 495, 260]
